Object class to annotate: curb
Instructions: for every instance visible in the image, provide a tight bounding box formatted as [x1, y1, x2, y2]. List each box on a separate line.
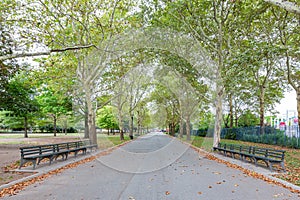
[0, 139, 132, 197]
[177, 138, 300, 193]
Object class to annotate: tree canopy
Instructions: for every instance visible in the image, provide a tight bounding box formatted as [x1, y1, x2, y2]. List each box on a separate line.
[0, 0, 299, 145]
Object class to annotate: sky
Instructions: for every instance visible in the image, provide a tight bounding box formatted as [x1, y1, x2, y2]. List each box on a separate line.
[275, 91, 297, 116]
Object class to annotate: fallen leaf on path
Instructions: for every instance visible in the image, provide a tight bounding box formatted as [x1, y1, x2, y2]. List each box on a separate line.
[0, 142, 128, 198]
[165, 191, 170, 195]
[198, 192, 202, 195]
[202, 152, 300, 194]
[179, 165, 188, 168]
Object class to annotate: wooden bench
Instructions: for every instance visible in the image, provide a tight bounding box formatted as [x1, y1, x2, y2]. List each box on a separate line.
[19, 140, 97, 169]
[213, 143, 285, 172]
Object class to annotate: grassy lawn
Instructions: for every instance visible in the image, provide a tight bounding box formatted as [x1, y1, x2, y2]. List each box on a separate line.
[97, 134, 131, 149]
[0, 133, 130, 147]
[180, 135, 300, 186]
[0, 133, 131, 188]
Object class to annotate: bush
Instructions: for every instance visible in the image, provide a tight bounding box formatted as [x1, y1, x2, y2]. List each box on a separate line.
[221, 126, 300, 148]
[194, 128, 214, 137]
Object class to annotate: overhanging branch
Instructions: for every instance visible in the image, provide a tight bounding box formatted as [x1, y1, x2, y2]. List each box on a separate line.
[264, 0, 300, 15]
[0, 44, 96, 61]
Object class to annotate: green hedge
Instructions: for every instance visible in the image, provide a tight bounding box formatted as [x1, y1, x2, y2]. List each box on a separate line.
[220, 127, 300, 149]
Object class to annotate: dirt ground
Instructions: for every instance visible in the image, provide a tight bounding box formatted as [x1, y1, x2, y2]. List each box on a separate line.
[0, 136, 81, 186]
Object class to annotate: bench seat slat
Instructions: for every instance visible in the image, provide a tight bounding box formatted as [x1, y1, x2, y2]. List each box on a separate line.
[214, 142, 285, 172]
[19, 140, 97, 169]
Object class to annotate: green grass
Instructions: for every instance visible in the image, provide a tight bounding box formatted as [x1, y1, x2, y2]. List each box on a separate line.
[96, 134, 131, 149]
[190, 136, 213, 152]
[0, 133, 84, 139]
[107, 135, 130, 145]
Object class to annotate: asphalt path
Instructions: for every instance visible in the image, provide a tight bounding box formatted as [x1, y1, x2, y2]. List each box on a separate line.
[3, 133, 299, 200]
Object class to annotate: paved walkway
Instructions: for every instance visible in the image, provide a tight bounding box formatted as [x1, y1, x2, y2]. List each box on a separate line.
[2, 133, 300, 200]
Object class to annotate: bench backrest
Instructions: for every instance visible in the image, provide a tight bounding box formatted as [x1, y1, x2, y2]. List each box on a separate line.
[20, 145, 55, 158]
[217, 142, 285, 161]
[253, 147, 285, 160]
[20, 140, 93, 158]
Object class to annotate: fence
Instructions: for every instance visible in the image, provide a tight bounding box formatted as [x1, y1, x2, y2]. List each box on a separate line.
[191, 126, 300, 148]
[220, 126, 300, 149]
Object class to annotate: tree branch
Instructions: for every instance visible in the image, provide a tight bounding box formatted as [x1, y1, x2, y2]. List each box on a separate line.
[264, 0, 300, 15]
[0, 44, 96, 61]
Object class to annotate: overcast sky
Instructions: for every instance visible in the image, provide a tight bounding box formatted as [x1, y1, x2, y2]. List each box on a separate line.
[275, 91, 297, 116]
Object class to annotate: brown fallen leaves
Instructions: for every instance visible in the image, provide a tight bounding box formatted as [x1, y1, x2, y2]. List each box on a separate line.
[0, 141, 131, 198]
[188, 144, 300, 194]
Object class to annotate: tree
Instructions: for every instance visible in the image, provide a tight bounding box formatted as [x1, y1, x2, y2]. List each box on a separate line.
[1, 0, 136, 145]
[124, 65, 152, 138]
[271, 7, 300, 128]
[96, 106, 119, 134]
[238, 110, 260, 127]
[3, 73, 39, 137]
[36, 88, 72, 136]
[0, 20, 21, 108]
[148, 0, 241, 146]
[150, 81, 180, 136]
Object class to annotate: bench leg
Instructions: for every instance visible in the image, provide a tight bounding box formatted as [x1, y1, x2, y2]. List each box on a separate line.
[65, 153, 69, 160]
[19, 159, 25, 169]
[239, 154, 243, 161]
[37, 158, 42, 165]
[268, 162, 273, 172]
[280, 162, 286, 172]
[253, 157, 258, 166]
[32, 159, 37, 169]
[49, 156, 53, 165]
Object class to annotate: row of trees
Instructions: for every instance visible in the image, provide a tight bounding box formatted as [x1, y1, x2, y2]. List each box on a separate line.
[0, 0, 299, 146]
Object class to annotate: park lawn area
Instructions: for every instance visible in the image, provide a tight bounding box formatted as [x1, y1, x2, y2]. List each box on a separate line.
[181, 136, 300, 186]
[0, 133, 130, 186]
[97, 134, 130, 149]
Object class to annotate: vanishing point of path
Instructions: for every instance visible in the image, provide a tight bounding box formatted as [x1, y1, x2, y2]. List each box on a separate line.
[3, 133, 299, 200]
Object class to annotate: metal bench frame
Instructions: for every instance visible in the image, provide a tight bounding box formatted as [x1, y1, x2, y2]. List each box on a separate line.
[19, 140, 97, 169]
[213, 143, 285, 172]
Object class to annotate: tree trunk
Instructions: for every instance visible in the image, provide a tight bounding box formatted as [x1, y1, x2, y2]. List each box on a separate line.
[84, 109, 89, 138]
[186, 115, 191, 141]
[129, 114, 134, 139]
[24, 116, 28, 138]
[213, 84, 223, 148]
[120, 129, 124, 140]
[168, 124, 172, 135]
[213, 9, 225, 148]
[171, 122, 176, 136]
[118, 110, 124, 140]
[179, 117, 184, 138]
[297, 89, 300, 129]
[53, 115, 57, 137]
[88, 111, 97, 145]
[259, 86, 265, 135]
[64, 118, 67, 135]
[86, 89, 97, 145]
[229, 94, 234, 128]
